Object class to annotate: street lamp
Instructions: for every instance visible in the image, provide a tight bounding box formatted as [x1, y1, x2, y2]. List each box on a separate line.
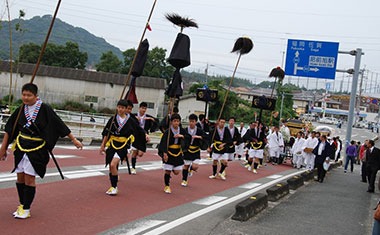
[204, 63, 215, 84]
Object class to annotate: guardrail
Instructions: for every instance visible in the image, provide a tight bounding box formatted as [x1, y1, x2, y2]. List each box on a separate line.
[0, 113, 10, 132]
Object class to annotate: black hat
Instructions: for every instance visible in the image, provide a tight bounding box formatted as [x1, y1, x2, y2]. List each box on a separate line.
[131, 39, 149, 77]
[165, 69, 183, 98]
[168, 33, 191, 69]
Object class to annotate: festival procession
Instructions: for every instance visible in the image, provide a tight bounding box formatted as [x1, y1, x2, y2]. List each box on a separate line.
[1, 0, 380, 235]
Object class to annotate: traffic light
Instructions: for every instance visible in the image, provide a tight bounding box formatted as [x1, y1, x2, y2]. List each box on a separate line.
[251, 95, 277, 111]
[196, 88, 218, 102]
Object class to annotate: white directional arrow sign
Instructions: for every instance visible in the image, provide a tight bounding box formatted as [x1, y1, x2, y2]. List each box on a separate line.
[285, 39, 339, 79]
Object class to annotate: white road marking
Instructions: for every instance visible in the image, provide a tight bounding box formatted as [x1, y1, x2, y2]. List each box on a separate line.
[192, 196, 227, 206]
[65, 171, 105, 179]
[0, 161, 165, 183]
[239, 182, 262, 189]
[124, 220, 166, 235]
[266, 174, 283, 179]
[141, 166, 163, 171]
[143, 170, 306, 235]
[53, 154, 79, 159]
[0, 175, 15, 182]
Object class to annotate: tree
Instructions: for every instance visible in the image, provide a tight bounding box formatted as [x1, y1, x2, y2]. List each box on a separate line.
[95, 51, 123, 73]
[189, 80, 255, 123]
[256, 80, 274, 89]
[19, 42, 40, 63]
[18, 41, 88, 69]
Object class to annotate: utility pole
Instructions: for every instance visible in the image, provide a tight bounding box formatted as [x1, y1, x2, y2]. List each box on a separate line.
[340, 73, 344, 93]
[205, 63, 209, 84]
[279, 92, 285, 121]
[357, 68, 365, 121]
[369, 71, 374, 93]
[316, 78, 319, 90]
[346, 48, 363, 144]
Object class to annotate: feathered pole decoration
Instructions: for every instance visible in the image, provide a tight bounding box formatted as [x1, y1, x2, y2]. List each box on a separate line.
[165, 13, 198, 33]
[269, 66, 285, 98]
[125, 39, 150, 103]
[216, 37, 253, 122]
[211, 37, 253, 141]
[120, 0, 158, 99]
[164, 13, 198, 150]
[267, 66, 285, 125]
[165, 13, 198, 115]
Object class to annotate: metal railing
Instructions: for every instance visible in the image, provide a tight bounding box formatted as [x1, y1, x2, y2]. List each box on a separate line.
[54, 110, 111, 140]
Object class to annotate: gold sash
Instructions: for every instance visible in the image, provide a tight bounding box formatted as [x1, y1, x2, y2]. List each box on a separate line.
[13, 132, 46, 152]
[168, 144, 182, 157]
[213, 141, 224, 151]
[188, 145, 200, 153]
[106, 135, 135, 150]
[251, 141, 263, 150]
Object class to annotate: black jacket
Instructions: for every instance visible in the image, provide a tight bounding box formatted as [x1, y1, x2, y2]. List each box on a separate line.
[366, 147, 380, 170]
[313, 141, 333, 164]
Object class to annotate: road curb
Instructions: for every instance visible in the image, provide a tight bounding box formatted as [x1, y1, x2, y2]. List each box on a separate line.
[231, 193, 268, 222]
[266, 182, 290, 202]
[287, 175, 304, 190]
[301, 170, 314, 181]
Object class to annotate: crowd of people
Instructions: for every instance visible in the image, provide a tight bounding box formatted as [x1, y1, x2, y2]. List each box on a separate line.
[1, 83, 380, 220]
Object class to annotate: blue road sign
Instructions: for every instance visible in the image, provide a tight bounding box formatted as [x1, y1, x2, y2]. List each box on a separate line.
[285, 39, 339, 79]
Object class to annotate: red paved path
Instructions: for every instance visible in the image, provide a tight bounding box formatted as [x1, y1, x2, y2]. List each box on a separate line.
[0, 147, 293, 234]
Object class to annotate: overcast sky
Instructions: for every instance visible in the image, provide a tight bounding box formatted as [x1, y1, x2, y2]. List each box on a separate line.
[2, 0, 380, 93]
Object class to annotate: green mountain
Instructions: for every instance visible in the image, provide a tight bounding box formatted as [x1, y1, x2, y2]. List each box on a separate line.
[0, 15, 123, 66]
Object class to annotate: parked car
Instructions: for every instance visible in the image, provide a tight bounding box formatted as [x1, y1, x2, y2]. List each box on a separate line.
[354, 121, 368, 128]
[318, 117, 338, 125]
[315, 125, 335, 136]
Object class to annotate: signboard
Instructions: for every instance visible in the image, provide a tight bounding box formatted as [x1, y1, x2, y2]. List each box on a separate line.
[196, 88, 218, 102]
[251, 95, 276, 111]
[285, 39, 339, 79]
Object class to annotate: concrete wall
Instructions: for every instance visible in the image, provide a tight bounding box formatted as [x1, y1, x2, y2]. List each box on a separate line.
[178, 95, 208, 121]
[0, 72, 166, 117]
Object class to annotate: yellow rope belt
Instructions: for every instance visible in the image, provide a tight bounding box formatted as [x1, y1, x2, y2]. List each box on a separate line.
[168, 144, 182, 157]
[251, 141, 263, 150]
[213, 141, 224, 151]
[13, 132, 46, 152]
[188, 145, 200, 153]
[106, 135, 134, 150]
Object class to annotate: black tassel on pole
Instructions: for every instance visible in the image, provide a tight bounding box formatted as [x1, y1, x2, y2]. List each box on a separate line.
[269, 66, 285, 97]
[165, 13, 198, 29]
[231, 37, 253, 55]
[269, 66, 285, 80]
[212, 36, 254, 141]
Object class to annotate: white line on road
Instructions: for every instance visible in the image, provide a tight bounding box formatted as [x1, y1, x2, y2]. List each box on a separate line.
[0, 161, 166, 183]
[192, 196, 227, 206]
[143, 170, 306, 235]
[239, 182, 262, 189]
[65, 171, 105, 179]
[141, 166, 163, 171]
[54, 154, 79, 159]
[124, 220, 166, 235]
[266, 174, 283, 179]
